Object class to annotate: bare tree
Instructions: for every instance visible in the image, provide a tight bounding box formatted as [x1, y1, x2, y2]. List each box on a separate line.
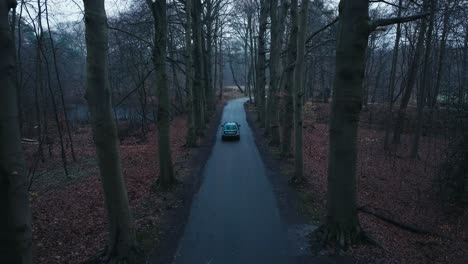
[185, 0, 197, 147]
[147, 0, 176, 187]
[316, 0, 427, 248]
[255, 0, 268, 124]
[292, 0, 308, 182]
[0, 0, 32, 263]
[83, 0, 137, 261]
[280, 0, 299, 156]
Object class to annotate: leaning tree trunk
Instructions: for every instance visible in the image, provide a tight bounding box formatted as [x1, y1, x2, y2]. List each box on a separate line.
[147, 0, 175, 188]
[0, 1, 32, 263]
[185, 0, 197, 147]
[320, 0, 370, 248]
[83, 1, 137, 261]
[393, 2, 428, 145]
[292, 0, 308, 182]
[411, 0, 434, 159]
[280, 0, 298, 157]
[255, 0, 268, 124]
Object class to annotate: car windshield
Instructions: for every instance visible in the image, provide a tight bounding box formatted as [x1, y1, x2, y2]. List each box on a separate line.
[224, 124, 238, 130]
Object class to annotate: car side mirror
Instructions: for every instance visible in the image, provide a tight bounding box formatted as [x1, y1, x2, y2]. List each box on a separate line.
[238, 124, 241, 127]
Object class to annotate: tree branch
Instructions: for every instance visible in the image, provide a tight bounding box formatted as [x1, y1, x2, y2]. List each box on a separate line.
[370, 0, 406, 9]
[305, 17, 338, 45]
[108, 26, 153, 47]
[369, 13, 429, 32]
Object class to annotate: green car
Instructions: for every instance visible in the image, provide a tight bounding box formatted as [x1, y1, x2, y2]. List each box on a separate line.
[221, 122, 241, 141]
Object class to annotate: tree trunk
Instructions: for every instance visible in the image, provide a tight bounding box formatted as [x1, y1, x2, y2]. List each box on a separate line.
[292, 0, 308, 182]
[83, 1, 137, 261]
[321, 0, 369, 248]
[185, 0, 197, 147]
[255, 0, 268, 124]
[249, 16, 256, 105]
[280, 0, 298, 157]
[36, 0, 69, 176]
[213, 19, 218, 104]
[411, 0, 435, 158]
[266, 0, 287, 146]
[0, 1, 32, 263]
[431, 1, 450, 108]
[218, 24, 224, 100]
[44, 0, 76, 162]
[147, 0, 175, 188]
[192, 0, 206, 134]
[204, 0, 215, 113]
[393, 6, 428, 145]
[461, 25, 468, 106]
[383, 0, 402, 151]
[246, 12, 253, 103]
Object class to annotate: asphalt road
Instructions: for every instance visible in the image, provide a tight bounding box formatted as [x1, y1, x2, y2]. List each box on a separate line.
[173, 98, 294, 264]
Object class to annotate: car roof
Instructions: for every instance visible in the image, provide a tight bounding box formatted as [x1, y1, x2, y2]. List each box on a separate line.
[224, 122, 238, 126]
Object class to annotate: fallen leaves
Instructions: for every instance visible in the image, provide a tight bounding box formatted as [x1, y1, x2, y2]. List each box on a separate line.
[300, 104, 468, 264]
[27, 116, 190, 264]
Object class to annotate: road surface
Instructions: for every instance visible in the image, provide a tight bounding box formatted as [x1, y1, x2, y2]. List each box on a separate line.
[173, 98, 294, 264]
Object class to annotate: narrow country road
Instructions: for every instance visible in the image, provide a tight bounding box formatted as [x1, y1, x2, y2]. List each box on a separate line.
[173, 98, 294, 264]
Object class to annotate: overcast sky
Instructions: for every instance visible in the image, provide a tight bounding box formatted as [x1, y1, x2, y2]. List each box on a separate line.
[37, 0, 129, 25]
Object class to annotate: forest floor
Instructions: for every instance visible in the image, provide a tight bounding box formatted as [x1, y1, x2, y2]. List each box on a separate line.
[25, 90, 243, 264]
[245, 102, 468, 264]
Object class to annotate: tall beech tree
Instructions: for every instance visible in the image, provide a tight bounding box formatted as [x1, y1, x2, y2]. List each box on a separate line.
[280, 0, 298, 157]
[192, 0, 207, 135]
[266, 0, 287, 146]
[0, 0, 32, 262]
[317, 0, 427, 248]
[147, 0, 175, 187]
[83, 0, 137, 261]
[185, 0, 197, 147]
[255, 0, 268, 125]
[292, 0, 308, 182]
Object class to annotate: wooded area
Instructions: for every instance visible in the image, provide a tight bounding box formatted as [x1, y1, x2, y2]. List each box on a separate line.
[0, 0, 467, 263]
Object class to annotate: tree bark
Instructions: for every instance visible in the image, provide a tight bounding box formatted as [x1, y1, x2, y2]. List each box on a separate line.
[0, 1, 32, 263]
[280, 0, 298, 157]
[292, 0, 308, 182]
[185, 0, 197, 147]
[218, 23, 224, 100]
[411, 0, 435, 158]
[393, 4, 428, 145]
[431, 1, 450, 108]
[147, 0, 175, 187]
[383, 0, 403, 151]
[83, 1, 137, 261]
[204, 0, 215, 113]
[321, 0, 370, 248]
[192, 0, 206, 135]
[255, 0, 268, 124]
[266, 0, 287, 146]
[246, 12, 253, 103]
